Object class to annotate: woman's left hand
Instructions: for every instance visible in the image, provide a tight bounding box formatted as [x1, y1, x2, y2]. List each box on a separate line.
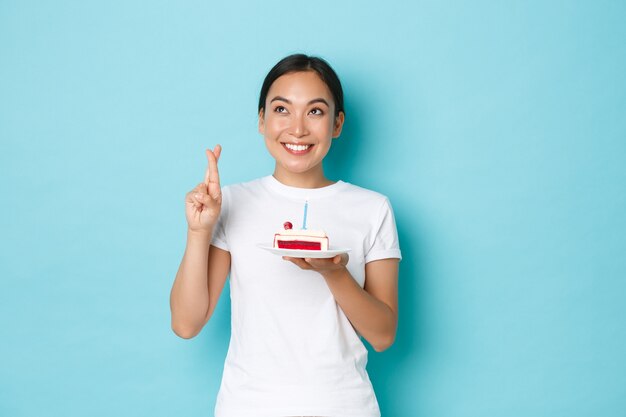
[282, 253, 349, 276]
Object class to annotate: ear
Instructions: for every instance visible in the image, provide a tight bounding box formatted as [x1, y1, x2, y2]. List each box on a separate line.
[332, 111, 345, 138]
[258, 109, 265, 134]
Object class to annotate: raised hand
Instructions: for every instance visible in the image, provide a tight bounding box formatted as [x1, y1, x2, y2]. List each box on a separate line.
[184, 145, 223, 233]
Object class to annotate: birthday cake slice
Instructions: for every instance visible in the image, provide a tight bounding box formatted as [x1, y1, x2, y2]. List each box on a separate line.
[273, 221, 329, 251]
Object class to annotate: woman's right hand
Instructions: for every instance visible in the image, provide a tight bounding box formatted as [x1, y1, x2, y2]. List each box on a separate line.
[185, 145, 222, 233]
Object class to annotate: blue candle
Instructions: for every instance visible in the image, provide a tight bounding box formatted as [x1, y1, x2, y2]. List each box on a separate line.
[302, 200, 308, 230]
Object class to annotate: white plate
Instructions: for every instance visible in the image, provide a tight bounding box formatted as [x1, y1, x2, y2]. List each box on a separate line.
[257, 244, 351, 259]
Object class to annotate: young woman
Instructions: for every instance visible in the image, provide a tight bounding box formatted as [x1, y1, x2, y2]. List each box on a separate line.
[170, 54, 402, 417]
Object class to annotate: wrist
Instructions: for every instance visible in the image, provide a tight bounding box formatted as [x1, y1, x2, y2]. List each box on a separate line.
[320, 266, 349, 281]
[187, 227, 213, 242]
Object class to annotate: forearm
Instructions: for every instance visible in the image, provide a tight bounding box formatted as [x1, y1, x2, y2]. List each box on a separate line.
[170, 229, 213, 337]
[321, 268, 397, 352]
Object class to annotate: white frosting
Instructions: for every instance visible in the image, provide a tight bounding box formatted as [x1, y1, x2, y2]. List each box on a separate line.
[276, 228, 327, 237]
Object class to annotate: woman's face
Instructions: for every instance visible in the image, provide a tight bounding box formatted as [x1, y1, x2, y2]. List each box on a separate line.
[259, 70, 344, 184]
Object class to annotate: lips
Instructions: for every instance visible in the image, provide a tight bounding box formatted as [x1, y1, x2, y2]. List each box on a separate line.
[282, 143, 313, 155]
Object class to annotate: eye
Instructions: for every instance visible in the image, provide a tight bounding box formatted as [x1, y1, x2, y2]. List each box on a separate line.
[309, 108, 324, 116]
[274, 106, 288, 114]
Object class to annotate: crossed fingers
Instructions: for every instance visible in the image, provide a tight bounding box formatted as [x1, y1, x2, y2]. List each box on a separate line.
[204, 144, 222, 199]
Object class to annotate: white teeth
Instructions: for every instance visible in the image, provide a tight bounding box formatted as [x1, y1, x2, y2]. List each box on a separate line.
[285, 143, 311, 152]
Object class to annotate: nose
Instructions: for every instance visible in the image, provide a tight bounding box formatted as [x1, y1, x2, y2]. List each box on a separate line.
[290, 114, 308, 138]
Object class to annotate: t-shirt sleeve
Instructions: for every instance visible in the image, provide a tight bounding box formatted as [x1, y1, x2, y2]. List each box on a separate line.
[365, 197, 402, 263]
[210, 187, 230, 251]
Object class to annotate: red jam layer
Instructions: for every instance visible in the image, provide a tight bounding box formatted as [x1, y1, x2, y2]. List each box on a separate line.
[277, 240, 322, 250]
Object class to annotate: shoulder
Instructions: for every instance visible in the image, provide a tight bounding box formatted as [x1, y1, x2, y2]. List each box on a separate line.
[221, 177, 267, 197]
[338, 181, 393, 208]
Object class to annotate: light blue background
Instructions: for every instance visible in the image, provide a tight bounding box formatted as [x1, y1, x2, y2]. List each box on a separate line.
[1, 1, 625, 416]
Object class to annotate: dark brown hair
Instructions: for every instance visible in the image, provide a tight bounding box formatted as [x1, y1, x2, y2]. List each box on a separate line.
[258, 54, 344, 117]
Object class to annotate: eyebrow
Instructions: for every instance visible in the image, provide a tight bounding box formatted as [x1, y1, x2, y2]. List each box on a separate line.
[270, 96, 330, 107]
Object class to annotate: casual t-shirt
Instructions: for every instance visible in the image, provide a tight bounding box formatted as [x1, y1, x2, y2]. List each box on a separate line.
[211, 175, 402, 417]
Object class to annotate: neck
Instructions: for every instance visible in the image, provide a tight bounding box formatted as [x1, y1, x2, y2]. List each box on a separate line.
[272, 165, 335, 189]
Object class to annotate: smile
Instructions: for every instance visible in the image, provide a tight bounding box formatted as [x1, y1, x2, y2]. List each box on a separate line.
[282, 143, 313, 154]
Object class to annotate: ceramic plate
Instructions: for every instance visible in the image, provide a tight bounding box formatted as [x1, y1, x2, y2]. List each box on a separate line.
[257, 244, 351, 259]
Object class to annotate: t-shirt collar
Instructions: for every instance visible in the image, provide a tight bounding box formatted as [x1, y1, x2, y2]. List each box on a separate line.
[261, 175, 348, 200]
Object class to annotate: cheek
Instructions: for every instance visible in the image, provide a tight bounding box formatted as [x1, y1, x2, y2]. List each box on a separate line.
[319, 119, 335, 136]
[265, 118, 290, 136]
[306, 117, 331, 131]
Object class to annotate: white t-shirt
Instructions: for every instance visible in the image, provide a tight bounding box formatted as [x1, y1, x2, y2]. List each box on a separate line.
[211, 175, 402, 417]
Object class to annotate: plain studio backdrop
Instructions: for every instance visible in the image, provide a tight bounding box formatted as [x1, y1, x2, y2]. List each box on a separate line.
[1, 1, 625, 416]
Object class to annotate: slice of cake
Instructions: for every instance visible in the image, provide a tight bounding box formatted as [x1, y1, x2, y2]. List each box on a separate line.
[273, 221, 329, 251]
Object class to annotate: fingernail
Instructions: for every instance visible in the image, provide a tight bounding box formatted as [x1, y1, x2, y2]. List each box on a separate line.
[195, 193, 202, 199]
